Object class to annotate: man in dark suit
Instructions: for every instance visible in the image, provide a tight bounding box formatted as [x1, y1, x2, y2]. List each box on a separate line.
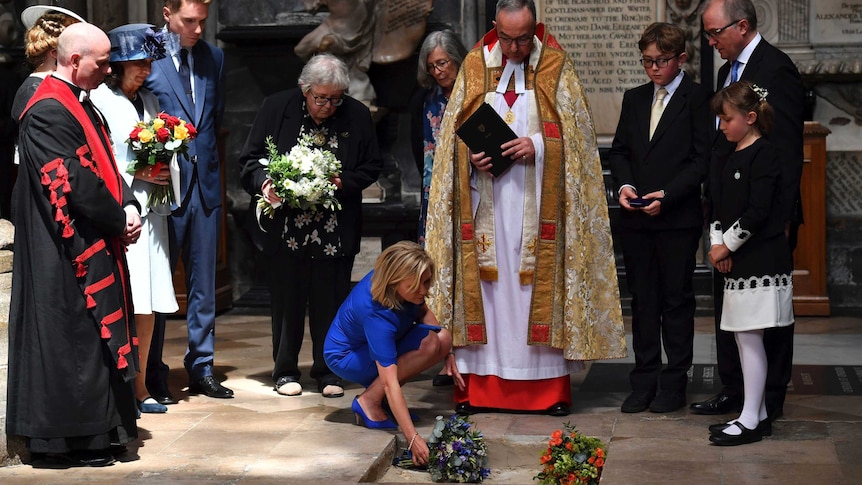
[609, 22, 712, 414]
[143, 0, 232, 400]
[690, 0, 804, 421]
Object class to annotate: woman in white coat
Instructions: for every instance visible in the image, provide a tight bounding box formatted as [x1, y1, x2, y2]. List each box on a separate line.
[92, 24, 178, 414]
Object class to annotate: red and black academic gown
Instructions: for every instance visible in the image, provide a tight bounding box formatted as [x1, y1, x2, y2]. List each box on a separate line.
[6, 75, 139, 452]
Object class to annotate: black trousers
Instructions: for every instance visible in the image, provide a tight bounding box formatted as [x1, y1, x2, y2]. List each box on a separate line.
[622, 227, 701, 394]
[269, 249, 353, 388]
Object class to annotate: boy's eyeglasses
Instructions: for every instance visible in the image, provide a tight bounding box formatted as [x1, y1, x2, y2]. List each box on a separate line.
[640, 54, 680, 68]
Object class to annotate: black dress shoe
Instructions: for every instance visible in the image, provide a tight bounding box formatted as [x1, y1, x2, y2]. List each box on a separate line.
[189, 376, 234, 398]
[649, 391, 686, 413]
[151, 393, 177, 405]
[547, 403, 570, 416]
[49, 450, 116, 467]
[709, 419, 772, 437]
[708, 421, 763, 446]
[689, 392, 742, 415]
[455, 402, 473, 415]
[432, 374, 455, 387]
[621, 391, 655, 413]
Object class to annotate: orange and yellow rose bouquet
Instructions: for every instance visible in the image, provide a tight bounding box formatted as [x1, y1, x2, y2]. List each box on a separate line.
[535, 423, 606, 485]
[126, 112, 197, 208]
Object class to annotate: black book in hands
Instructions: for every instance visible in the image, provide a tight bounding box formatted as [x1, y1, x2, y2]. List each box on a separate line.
[455, 103, 518, 177]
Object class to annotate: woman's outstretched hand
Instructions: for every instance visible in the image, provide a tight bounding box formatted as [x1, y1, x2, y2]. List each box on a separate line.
[444, 352, 466, 390]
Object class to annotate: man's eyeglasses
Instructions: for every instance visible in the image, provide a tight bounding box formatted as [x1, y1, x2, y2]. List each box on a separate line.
[640, 54, 680, 68]
[498, 33, 533, 47]
[309, 92, 343, 107]
[702, 19, 742, 39]
[427, 58, 451, 73]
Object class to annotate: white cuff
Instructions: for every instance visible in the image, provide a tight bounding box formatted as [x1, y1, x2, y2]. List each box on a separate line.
[722, 219, 750, 252]
[530, 132, 545, 163]
[619, 184, 637, 198]
[709, 221, 723, 246]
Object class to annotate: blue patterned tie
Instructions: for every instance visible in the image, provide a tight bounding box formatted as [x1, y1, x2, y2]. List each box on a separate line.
[179, 48, 194, 110]
[730, 60, 741, 83]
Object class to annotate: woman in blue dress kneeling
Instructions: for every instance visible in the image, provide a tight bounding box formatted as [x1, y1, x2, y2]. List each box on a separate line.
[324, 241, 463, 466]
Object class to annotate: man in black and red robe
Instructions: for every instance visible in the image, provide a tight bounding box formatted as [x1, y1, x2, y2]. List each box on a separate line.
[6, 22, 142, 467]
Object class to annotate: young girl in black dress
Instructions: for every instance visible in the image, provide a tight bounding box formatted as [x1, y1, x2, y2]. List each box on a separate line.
[707, 81, 794, 446]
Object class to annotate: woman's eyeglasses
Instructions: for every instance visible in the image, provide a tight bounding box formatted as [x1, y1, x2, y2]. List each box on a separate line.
[427, 58, 451, 73]
[310, 92, 344, 107]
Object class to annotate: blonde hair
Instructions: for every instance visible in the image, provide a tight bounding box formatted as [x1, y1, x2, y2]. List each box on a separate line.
[24, 13, 80, 68]
[370, 241, 435, 310]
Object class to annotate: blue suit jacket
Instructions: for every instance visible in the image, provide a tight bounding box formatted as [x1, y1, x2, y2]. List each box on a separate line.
[143, 40, 225, 210]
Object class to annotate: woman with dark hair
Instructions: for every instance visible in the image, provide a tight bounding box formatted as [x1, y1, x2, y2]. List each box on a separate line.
[91, 24, 177, 415]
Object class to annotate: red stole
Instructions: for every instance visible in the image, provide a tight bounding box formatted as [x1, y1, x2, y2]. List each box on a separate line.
[23, 76, 124, 203]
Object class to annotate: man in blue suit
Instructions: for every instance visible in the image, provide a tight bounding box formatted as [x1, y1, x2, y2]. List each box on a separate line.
[144, 0, 232, 399]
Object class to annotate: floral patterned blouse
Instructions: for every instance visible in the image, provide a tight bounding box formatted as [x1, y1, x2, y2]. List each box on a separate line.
[280, 105, 343, 259]
[418, 85, 449, 245]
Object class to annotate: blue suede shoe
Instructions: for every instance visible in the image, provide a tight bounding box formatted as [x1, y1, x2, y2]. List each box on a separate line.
[139, 397, 168, 414]
[352, 397, 397, 429]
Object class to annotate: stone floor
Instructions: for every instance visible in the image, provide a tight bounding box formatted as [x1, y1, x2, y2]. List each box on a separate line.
[1, 311, 861, 484]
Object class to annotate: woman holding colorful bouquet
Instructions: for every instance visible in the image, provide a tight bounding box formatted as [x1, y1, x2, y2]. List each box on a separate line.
[91, 24, 178, 414]
[238, 53, 383, 399]
[324, 241, 464, 467]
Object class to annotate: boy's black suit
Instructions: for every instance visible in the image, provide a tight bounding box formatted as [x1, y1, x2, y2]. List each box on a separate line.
[609, 72, 713, 397]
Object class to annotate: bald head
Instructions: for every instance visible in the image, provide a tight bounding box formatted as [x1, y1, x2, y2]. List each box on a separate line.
[56, 23, 111, 90]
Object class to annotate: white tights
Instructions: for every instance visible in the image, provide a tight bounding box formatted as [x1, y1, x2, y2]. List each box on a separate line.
[722, 330, 768, 435]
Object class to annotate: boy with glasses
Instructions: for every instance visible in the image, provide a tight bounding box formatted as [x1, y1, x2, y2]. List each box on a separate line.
[609, 22, 713, 414]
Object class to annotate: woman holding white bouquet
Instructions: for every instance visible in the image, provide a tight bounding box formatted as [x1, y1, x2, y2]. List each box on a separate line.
[238, 53, 383, 398]
[91, 23, 179, 414]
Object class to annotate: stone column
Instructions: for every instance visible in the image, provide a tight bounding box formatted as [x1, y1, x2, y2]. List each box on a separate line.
[91, 0, 128, 31]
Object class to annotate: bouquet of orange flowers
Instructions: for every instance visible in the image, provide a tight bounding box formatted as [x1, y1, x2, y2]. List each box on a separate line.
[126, 112, 197, 208]
[535, 423, 606, 485]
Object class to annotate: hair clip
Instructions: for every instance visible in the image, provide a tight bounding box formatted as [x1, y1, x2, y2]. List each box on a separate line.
[751, 83, 768, 101]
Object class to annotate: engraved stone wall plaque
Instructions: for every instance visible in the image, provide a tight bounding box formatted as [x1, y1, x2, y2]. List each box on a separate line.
[810, 0, 862, 45]
[538, 0, 658, 137]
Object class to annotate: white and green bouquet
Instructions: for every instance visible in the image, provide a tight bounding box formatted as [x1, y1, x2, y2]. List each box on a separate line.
[257, 134, 342, 217]
[427, 414, 491, 483]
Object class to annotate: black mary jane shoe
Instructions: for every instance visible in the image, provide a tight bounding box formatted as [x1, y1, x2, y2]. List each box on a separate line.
[708, 421, 763, 446]
[709, 419, 772, 437]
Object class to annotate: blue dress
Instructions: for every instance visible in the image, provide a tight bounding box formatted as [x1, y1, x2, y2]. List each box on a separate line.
[324, 271, 431, 387]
